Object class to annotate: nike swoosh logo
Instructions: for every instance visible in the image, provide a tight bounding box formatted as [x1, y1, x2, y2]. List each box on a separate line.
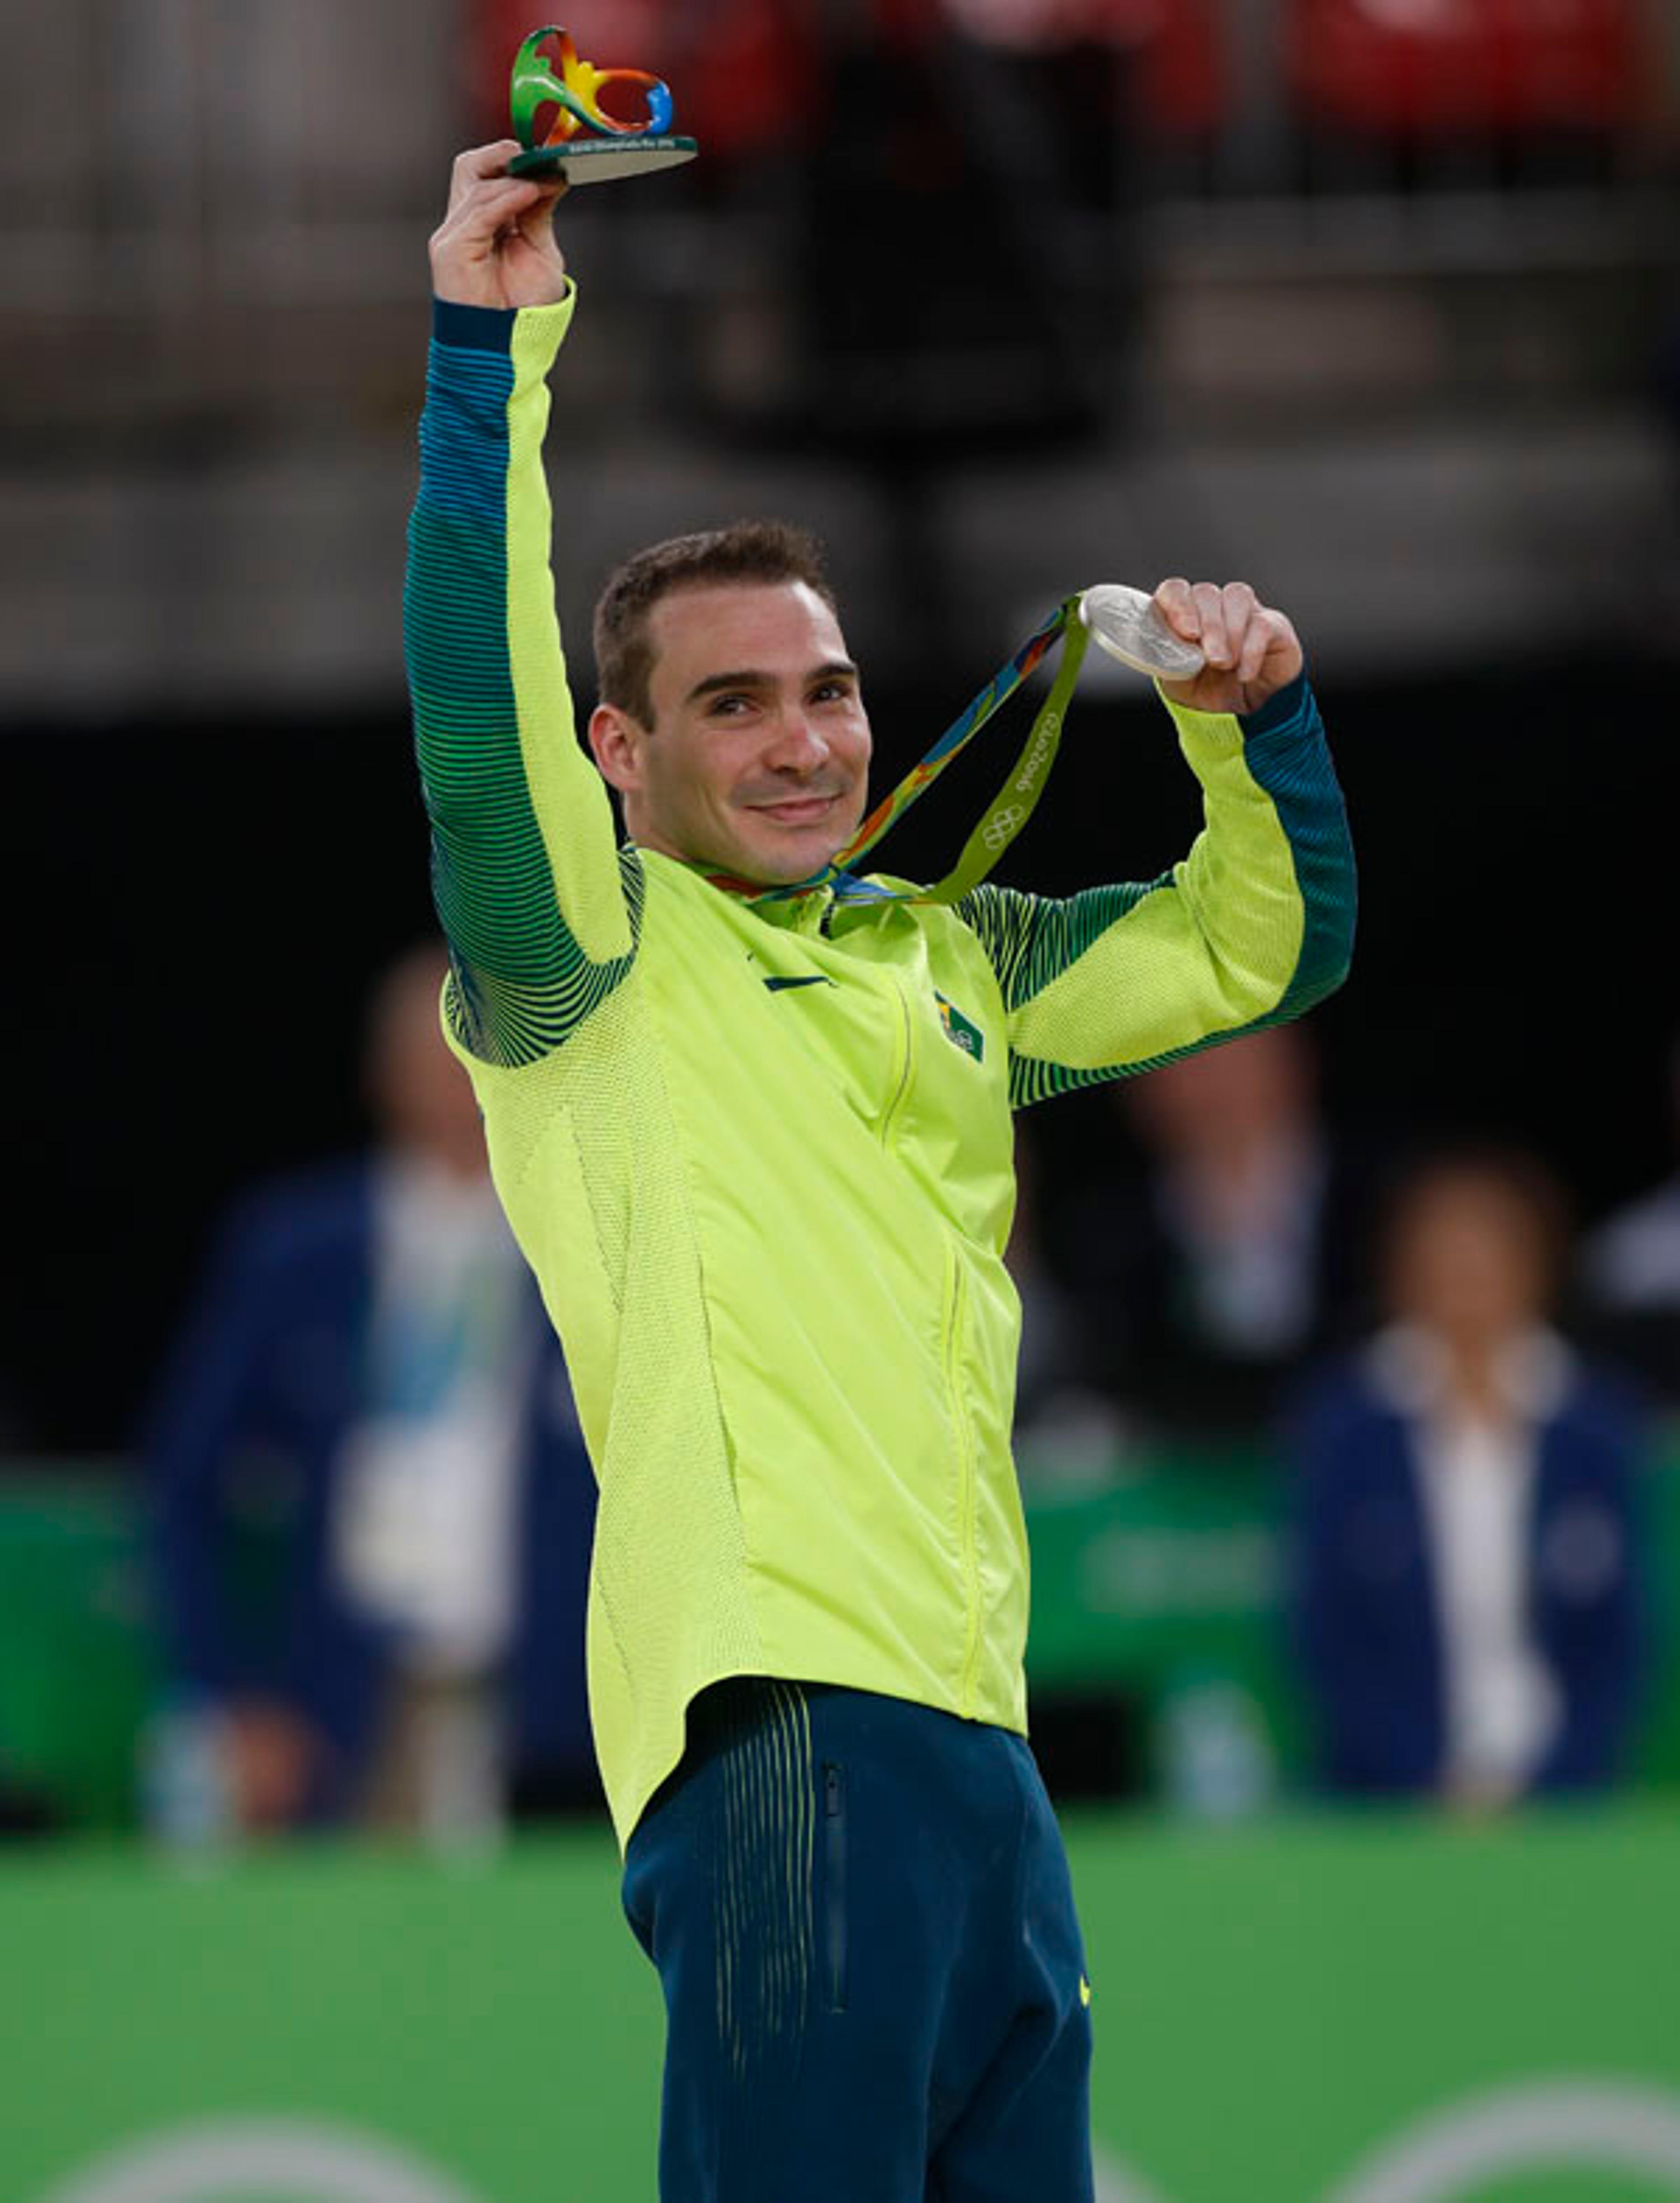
[763, 975, 834, 992]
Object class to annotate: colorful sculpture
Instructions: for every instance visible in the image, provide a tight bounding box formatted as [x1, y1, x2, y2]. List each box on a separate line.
[508, 26, 698, 185]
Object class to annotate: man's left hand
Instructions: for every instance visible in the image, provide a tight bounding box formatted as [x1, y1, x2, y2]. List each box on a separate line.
[1153, 580, 1303, 717]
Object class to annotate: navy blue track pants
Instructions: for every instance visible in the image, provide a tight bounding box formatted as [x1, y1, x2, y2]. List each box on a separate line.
[622, 1678, 1094, 2202]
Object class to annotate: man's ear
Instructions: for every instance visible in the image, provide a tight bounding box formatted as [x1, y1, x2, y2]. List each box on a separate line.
[588, 702, 645, 796]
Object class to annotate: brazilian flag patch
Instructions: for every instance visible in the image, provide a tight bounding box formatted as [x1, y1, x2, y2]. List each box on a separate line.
[934, 991, 985, 1063]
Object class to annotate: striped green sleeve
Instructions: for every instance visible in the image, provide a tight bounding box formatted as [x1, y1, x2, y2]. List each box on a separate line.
[956, 674, 1355, 1108]
[404, 290, 638, 1068]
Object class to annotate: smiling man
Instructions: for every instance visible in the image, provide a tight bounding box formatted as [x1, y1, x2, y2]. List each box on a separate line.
[406, 145, 1356, 2203]
[586, 529, 871, 883]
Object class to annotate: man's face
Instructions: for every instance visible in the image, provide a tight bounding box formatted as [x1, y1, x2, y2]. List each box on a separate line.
[592, 580, 873, 886]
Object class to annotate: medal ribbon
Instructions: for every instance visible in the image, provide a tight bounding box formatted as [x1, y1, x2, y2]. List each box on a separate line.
[706, 594, 1089, 907]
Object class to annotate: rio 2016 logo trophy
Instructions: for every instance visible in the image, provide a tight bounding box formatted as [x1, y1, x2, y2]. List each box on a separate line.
[506, 25, 699, 186]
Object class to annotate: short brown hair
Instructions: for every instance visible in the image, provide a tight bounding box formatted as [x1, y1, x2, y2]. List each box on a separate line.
[592, 520, 837, 728]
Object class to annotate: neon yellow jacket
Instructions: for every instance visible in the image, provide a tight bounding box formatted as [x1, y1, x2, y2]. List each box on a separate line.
[405, 292, 1356, 1848]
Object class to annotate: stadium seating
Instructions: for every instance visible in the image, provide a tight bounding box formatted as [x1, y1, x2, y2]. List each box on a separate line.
[1289, 0, 1645, 139]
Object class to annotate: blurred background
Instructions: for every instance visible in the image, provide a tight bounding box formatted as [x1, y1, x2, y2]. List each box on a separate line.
[5, 1, 1680, 2196]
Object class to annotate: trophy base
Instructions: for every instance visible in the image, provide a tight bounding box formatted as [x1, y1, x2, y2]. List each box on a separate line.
[509, 136, 699, 186]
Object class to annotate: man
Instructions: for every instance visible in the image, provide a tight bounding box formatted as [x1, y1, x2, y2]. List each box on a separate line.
[147, 944, 599, 1842]
[1066, 1023, 1380, 1440]
[407, 144, 1354, 2200]
[1287, 1150, 1646, 1806]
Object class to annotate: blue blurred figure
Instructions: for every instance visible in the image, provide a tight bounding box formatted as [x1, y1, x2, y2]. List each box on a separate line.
[144, 944, 601, 1845]
[1286, 1150, 1648, 1809]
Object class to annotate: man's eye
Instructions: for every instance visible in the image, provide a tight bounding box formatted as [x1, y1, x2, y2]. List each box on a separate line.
[811, 682, 853, 705]
[708, 694, 752, 716]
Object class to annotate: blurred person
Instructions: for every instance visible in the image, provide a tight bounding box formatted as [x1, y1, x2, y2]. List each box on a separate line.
[1007, 1131, 1140, 1809]
[1287, 1151, 1648, 1808]
[1578, 1033, 1680, 1415]
[1063, 1023, 1376, 1439]
[145, 944, 601, 1845]
[410, 147, 1353, 2201]
[1008, 1127, 1122, 1477]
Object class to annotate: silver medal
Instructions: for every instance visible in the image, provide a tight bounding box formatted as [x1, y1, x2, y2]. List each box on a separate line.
[1079, 584, 1206, 680]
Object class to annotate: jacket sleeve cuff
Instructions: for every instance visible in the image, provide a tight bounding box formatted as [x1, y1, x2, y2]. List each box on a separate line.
[430, 281, 578, 354]
[1153, 667, 1314, 747]
[1240, 668, 1311, 739]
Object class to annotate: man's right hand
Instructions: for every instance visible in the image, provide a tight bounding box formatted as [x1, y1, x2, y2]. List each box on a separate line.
[429, 141, 570, 311]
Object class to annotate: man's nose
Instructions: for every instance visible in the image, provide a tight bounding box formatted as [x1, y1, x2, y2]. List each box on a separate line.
[763, 710, 830, 771]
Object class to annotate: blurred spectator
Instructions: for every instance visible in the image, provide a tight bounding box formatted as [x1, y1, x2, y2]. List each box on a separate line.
[789, 10, 1138, 468]
[635, 0, 1146, 542]
[1286, 1150, 1648, 1808]
[1579, 1035, 1680, 1416]
[1061, 1025, 1376, 1440]
[144, 944, 601, 1847]
[1007, 1129, 1123, 1487]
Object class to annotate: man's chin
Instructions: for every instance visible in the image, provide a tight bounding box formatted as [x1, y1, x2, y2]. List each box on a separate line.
[728, 815, 858, 888]
[730, 841, 840, 888]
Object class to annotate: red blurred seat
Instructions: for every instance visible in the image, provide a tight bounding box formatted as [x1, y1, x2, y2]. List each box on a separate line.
[1289, 0, 1645, 138]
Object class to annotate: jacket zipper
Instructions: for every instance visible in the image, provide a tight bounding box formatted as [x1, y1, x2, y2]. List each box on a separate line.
[942, 1248, 983, 1715]
[822, 1761, 847, 2013]
[878, 978, 915, 1147]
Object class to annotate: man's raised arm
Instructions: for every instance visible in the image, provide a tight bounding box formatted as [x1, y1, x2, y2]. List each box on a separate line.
[958, 580, 1356, 1105]
[405, 143, 637, 1071]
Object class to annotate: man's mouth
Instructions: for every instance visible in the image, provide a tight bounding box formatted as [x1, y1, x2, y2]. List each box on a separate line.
[749, 793, 840, 827]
